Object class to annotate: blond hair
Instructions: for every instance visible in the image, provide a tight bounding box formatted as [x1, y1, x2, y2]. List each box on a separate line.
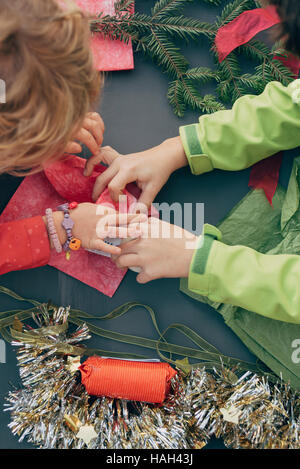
[0, 0, 101, 176]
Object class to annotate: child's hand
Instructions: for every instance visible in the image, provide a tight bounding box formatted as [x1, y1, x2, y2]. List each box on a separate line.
[112, 218, 197, 283]
[85, 137, 188, 207]
[50, 203, 146, 255]
[65, 112, 105, 156]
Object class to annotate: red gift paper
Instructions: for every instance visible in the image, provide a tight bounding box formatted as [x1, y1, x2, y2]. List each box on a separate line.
[0, 155, 154, 297]
[273, 53, 300, 80]
[248, 152, 283, 206]
[75, 0, 134, 71]
[80, 356, 177, 403]
[215, 6, 300, 205]
[215, 5, 281, 62]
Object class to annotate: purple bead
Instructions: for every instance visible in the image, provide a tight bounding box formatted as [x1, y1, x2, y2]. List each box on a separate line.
[57, 203, 69, 212]
[62, 216, 74, 230]
[63, 240, 70, 252]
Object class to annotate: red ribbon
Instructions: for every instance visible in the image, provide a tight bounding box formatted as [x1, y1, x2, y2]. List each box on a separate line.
[215, 6, 300, 204]
[248, 152, 283, 206]
[215, 6, 281, 62]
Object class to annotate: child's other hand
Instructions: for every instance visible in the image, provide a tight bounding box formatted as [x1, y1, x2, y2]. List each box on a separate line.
[112, 218, 197, 283]
[52, 203, 146, 256]
[86, 137, 188, 208]
[65, 112, 105, 156]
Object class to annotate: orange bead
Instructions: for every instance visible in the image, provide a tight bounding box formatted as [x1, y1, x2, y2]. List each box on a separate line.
[69, 238, 81, 251]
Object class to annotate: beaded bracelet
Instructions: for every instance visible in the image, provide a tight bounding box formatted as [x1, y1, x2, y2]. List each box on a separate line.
[57, 202, 81, 259]
[45, 208, 62, 254]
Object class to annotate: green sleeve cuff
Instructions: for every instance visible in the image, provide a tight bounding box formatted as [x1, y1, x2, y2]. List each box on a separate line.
[179, 123, 214, 175]
[188, 224, 222, 295]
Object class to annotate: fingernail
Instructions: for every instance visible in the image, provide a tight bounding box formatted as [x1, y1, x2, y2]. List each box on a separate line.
[74, 144, 82, 154]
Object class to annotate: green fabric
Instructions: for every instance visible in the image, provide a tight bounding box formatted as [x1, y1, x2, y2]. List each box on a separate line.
[180, 80, 300, 175]
[179, 124, 213, 175]
[189, 224, 222, 282]
[191, 234, 216, 275]
[181, 156, 300, 390]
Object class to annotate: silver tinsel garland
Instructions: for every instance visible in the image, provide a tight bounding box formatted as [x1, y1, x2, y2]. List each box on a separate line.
[4, 305, 300, 449]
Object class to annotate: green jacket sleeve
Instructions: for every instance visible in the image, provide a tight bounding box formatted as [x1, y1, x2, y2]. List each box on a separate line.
[189, 226, 300, 324]
[179, 80, 300, 175]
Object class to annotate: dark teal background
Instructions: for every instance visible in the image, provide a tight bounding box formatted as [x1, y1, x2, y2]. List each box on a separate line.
[0, 0, 298, 449]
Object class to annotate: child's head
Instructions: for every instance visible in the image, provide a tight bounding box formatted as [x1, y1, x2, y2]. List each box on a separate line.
[267, 0, 300, 57]
[0, 0, 100, 176]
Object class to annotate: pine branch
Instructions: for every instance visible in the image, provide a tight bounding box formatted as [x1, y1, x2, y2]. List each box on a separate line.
[241, 40, 294, 86]
[216, 0, 256, 27]
[154, 15, 216, 40]
[202, 0, 223, 4]
[114, 0, 134, 13]
[185, 67, 219, 82]
[216, 52, 243, 102]
[91, 13, 216, 42]
[167, 80, 186, 116]
[168, 67, 224, 116]
[90, 0, 297, 117]
[147, 30, 189, 78]
[151, 0, 194, 19]
[200, 93, 225, 112]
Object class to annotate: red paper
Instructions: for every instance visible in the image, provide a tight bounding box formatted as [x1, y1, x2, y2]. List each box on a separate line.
[215, 5, 280, 62]
[273, 53, 300, 79]
[248, 152, 283, 205]
[0, 155, 147, 297]
[215, 6, 300, 204]
[75, 0, 134, 71]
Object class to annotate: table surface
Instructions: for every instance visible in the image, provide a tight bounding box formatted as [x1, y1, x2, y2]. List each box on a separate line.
[0, 0, 298, 450]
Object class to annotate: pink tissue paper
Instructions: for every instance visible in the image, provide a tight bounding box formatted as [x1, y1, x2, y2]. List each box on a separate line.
[75, 0, 134, 71]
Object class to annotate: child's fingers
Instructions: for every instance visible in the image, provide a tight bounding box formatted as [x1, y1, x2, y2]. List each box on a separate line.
[95, 204, 116, 216]
[136, 271, 151, 284]
[65, 141, 82, 154]
[84, 153, 103, 177]
[76, 127, 100, 156]
[87, 112, 105, 135]
[92, 165, 119, 201]
[100, 146, 121, 165]
[114, 254, 140, 269]
[107, 224, 142, 239]
[85, 146, 120, 178]
[107, 172, 135, 202]
[119, 237, 141, 254]
[96, 213, 147, 238]
[82, 117, 104, 147]
[106, 213, 147, 226]
[138, 184, 159, 209]
[89, 239, 121, 255]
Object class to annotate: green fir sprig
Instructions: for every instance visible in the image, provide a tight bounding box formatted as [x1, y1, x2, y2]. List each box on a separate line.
[90, 0, 294, 117]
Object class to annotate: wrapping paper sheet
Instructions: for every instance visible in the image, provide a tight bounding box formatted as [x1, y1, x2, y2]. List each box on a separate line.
[0, 155, 144, 297]
[181, 157, 300, 390]
[215, 6, 281, 62]
[248, 152, 283, 206]
[75, 0, 134, 71]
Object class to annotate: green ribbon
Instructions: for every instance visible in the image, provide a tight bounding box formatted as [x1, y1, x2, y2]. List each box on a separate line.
[0, 285, 273, 378]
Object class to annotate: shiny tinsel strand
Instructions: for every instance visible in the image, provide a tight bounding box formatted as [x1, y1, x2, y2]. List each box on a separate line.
[4, 305, 300, 449]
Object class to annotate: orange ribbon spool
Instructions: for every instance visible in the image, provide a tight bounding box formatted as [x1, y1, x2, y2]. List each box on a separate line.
[79, 356, 177, 404]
